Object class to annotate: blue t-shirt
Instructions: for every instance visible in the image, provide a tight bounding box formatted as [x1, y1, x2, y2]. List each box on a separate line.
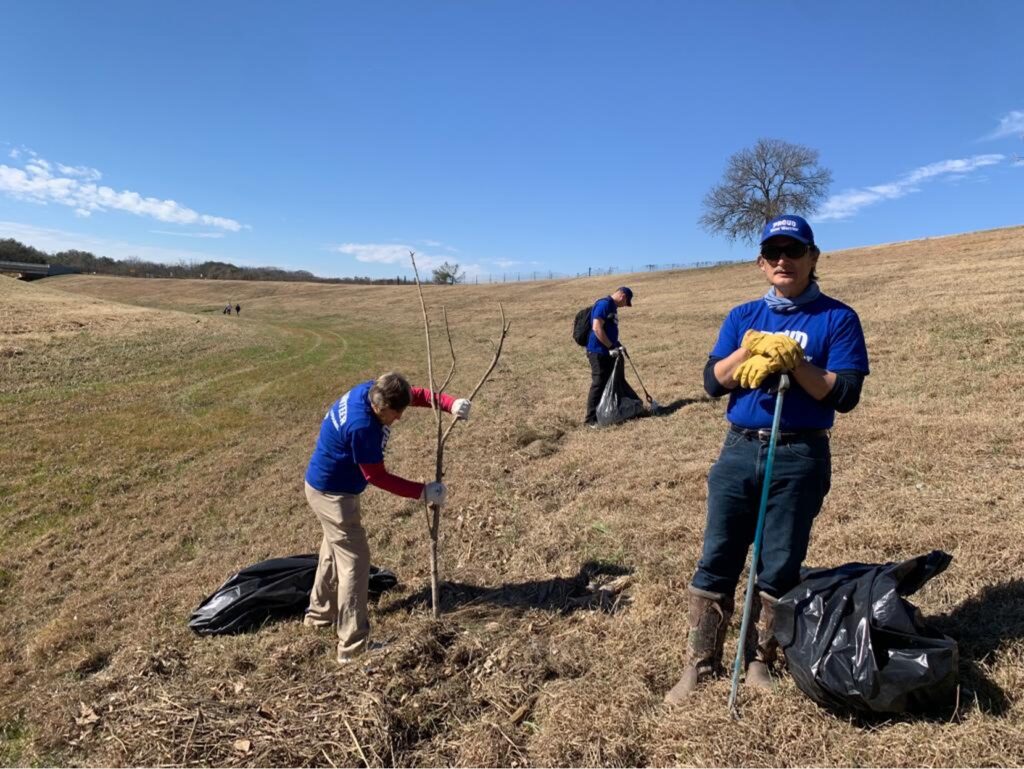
[305, 380, 391, 494]
[586, 296, 619, 354]
[710, 294, 869, 430]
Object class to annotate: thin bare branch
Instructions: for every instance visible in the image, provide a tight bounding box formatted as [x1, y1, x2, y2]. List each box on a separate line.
[410, 252, 444, 582]
[343, 716, 369, 768]
[441, 304, 510, 450]
[409, 251, 438, 425]
[439, 306, 457, 394]
[407, 260, 510, 618]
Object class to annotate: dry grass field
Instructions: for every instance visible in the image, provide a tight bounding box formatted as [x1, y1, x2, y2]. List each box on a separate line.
[2, 225, 1024, 767]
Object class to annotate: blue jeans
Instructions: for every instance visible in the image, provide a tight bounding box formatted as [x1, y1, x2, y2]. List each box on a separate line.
[691, 428, 831, 598]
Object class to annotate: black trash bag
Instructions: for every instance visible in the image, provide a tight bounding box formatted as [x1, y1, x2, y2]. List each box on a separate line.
[188, 554, 399, 636]
[596, 355, 645, 426]
[775, 550, 958, 715]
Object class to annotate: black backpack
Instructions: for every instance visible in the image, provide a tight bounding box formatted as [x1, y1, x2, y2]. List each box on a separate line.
[572, 306, 592, 346]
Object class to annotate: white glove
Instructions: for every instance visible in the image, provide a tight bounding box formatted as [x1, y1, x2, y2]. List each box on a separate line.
[451, 398, 472, 420]
[422, 481, 447, 507]
[610, 346, 625, 358]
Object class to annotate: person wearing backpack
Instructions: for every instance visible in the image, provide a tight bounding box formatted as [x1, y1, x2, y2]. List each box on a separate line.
[581, 286, 633, 427]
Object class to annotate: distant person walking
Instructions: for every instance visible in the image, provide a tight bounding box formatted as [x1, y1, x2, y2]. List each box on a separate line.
[665, 215, 870, 703]
[235, 303, 241, 316]
[303, 372, 472, 663]
[223, 305, 232, 315]
[583, 286, 634, 427]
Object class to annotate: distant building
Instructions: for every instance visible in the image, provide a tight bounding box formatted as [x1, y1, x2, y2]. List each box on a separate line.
[0, 261, 81, 281]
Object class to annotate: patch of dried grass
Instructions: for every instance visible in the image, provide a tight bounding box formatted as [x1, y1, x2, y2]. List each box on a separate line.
[3, 226, 1024, 766]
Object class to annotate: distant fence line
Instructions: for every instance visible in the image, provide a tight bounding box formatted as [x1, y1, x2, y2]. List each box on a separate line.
[471, 258, 747, 284]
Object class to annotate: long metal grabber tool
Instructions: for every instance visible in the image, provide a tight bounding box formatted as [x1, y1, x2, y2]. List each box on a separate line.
[728, 372, 790, 716]
[623, 349, 661, 413]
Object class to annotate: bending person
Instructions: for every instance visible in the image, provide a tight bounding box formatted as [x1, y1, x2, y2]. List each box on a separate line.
[303, 372, 471, 663]
[583, 286, 634, 427]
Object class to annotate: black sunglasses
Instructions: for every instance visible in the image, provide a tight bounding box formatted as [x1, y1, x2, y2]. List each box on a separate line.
[760, 243, 809, 262]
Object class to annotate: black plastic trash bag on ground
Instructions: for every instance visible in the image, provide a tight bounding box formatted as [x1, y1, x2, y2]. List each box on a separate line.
[188, 554, 398, 636]
[775, 550, 958, 715]
[596, 355, 645, 426]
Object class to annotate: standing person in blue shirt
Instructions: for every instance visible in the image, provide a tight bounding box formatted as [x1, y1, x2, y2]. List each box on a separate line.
[303, 372, 471, 663]
[584, 286, 635, 427]
[665, 215, 869, 704]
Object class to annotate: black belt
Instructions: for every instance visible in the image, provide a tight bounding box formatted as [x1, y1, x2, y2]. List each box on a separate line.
[729, 425, 829, 444]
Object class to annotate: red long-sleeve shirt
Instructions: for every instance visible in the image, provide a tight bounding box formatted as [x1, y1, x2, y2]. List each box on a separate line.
[358, 387, 455, 498]
[409, 387, 455, 412]
[359, 462, 424, 499]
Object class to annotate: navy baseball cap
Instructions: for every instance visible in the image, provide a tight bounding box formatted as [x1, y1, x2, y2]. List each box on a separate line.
[760, 215, 814, 245]
[617, 286, 633, 306]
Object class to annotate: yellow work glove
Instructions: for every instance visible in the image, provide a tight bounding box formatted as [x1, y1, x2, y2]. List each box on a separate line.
[733, 355, 777, 389]
[741, 330, 804, 370]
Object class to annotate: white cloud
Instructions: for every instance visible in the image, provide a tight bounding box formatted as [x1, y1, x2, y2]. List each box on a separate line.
[151, 229, 226, 239]
[0, 220, 245, 265]
[494, 259, 522, 268]
[330, 241, 483, 278]
[332, 242, 451, 278]
[333, 242, 417, 265]
[56, 163, 102, 181]
[903, 155, 1003, 183]
[0, 149, 245, 232]
[418, 239, 461, 253]
[25, 159, 51, 176]
[982, 110, 1024, 141]
[816, 154, 1005, 222]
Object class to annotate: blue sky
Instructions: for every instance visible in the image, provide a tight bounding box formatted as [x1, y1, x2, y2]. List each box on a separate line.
[1, 1, 1022, 280]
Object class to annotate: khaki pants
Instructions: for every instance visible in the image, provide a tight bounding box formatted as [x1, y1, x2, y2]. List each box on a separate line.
[304, 482, 371, 661]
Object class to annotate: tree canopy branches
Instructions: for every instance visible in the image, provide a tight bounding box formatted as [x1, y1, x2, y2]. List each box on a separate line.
[699, 138, 832, 244]
[431, 261, 465, 285]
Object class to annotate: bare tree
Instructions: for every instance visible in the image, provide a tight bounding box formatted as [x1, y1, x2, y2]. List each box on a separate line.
[700, 138, 832, 244]
[432, 261, 465, 285]
[410, 251, 510, 618]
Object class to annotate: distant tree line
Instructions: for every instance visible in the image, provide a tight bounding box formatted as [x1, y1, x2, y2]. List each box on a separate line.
[0, 238, 415, 285]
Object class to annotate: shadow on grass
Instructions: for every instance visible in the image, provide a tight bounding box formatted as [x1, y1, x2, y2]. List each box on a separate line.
[381, 560, 634, 616]
[645, 395, 715, 417]
[929, 578, 1024, 718]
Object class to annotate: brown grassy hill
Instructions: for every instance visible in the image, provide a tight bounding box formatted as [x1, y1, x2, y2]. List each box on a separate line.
[2, 225, 1024, 766]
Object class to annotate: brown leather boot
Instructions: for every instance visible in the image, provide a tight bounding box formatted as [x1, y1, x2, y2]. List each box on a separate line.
[744, 591, 779, 689]
[664, 585, 734, 705]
